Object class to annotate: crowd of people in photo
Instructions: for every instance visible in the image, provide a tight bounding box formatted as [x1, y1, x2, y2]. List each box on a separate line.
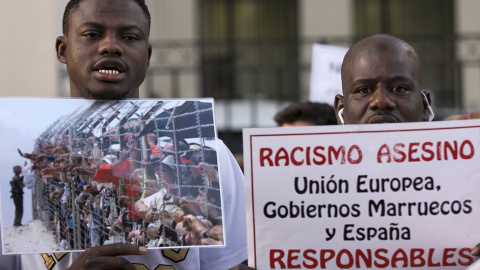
[16, 100, 223, 251]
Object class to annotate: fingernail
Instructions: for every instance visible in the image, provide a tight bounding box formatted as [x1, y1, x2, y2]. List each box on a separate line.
[471, 246, 478, 255]
[140, 246, 148, 253]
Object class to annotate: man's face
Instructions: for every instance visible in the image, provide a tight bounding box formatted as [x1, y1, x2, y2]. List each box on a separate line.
[162, 142, 175, 159]
[84, 185, 92, 192]
[13, 166, 22, 175]
[57, 0, 151, 99]
[336, 44, 426, 124]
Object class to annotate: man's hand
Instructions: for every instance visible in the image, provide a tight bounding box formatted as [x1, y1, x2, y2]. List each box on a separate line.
[135, 200, 151, 219]
[67, 243, 147, 270]
[472, 244, 480, 257]
[172, 208, 185, 223]
[127, 230, 145, 244]
[17, 148, 37, 160]
[179, 196, 204, 216]
[198, 162, 219, 182]
[72, 167, 95, 176]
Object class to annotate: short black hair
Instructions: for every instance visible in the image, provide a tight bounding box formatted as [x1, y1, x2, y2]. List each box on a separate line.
[274, 101, 337, 126]
[62, 0, 151, 35]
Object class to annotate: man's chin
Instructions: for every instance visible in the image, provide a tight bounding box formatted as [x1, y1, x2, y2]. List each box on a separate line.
[367, 115, 399, 124]
[88, 88, 137, 100]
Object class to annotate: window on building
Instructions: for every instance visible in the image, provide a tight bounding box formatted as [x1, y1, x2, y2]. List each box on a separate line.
[200, 0, 299, 101]
[355, 0, 456, 108]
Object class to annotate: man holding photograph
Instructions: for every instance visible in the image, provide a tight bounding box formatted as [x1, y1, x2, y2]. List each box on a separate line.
[16, 0, 249, 269]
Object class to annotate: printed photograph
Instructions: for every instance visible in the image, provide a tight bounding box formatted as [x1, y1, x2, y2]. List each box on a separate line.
[0, 98, 224, 254]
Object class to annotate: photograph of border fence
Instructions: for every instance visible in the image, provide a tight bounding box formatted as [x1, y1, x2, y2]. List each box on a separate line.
[0, 98, 224, 254]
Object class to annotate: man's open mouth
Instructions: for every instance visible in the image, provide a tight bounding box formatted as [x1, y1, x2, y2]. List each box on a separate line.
[93, 66, 125, 82]
[93, 58, 126, 74]
[98, 68, 120, 75]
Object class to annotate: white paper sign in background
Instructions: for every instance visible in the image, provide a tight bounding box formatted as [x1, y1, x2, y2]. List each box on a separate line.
[243, 120, 480, 269]
[309, 44, 348, 105]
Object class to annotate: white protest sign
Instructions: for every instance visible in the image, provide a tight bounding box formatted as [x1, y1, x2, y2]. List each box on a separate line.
[243, 120, 480, 269]
[309, 43, 348, 105]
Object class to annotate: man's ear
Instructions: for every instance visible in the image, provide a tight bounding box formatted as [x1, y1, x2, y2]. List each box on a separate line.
[334, 94, 345, 125]
[147, 43, 152, 67]
[56, 36, 67, 64]
[421, 90, 434, 121]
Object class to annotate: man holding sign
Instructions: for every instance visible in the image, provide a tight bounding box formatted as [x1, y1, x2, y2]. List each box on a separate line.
[243, 33, 480, 270]
[334, 34, 480, 264]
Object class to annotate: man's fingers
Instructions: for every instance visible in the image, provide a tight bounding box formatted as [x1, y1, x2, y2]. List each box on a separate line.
[85, 243, 147, 257]
[471, 244, 480, 256]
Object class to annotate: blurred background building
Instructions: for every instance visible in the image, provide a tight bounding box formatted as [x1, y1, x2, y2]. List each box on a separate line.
[1, 0, 480, 156]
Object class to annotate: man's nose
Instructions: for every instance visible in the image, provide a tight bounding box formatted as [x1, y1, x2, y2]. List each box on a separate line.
[369, 85, 395, 111]
[98, 34, 123, 56]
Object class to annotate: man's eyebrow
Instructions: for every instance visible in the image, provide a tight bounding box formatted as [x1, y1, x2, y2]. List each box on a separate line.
[118, 25, 147, 35]
[351, 78, 376, 86]
[78, 22, 146, 34]
[385, 76, 414, 84]
[352, 76, 413, 86]
[78, 22, 104, 30]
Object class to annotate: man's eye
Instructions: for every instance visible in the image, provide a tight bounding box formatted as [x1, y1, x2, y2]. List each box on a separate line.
[84, 33, 100, 38]
[358, 88, 372, 94]
[123, 35, 138, 41]
[391, 86, 407, 92]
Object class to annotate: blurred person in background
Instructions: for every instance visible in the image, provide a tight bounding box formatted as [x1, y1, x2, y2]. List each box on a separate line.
[274, 101, 337, 127]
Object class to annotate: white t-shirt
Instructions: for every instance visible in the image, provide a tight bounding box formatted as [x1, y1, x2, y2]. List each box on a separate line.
[19, 140, 248, 270]
[22, 162, 37, 189]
